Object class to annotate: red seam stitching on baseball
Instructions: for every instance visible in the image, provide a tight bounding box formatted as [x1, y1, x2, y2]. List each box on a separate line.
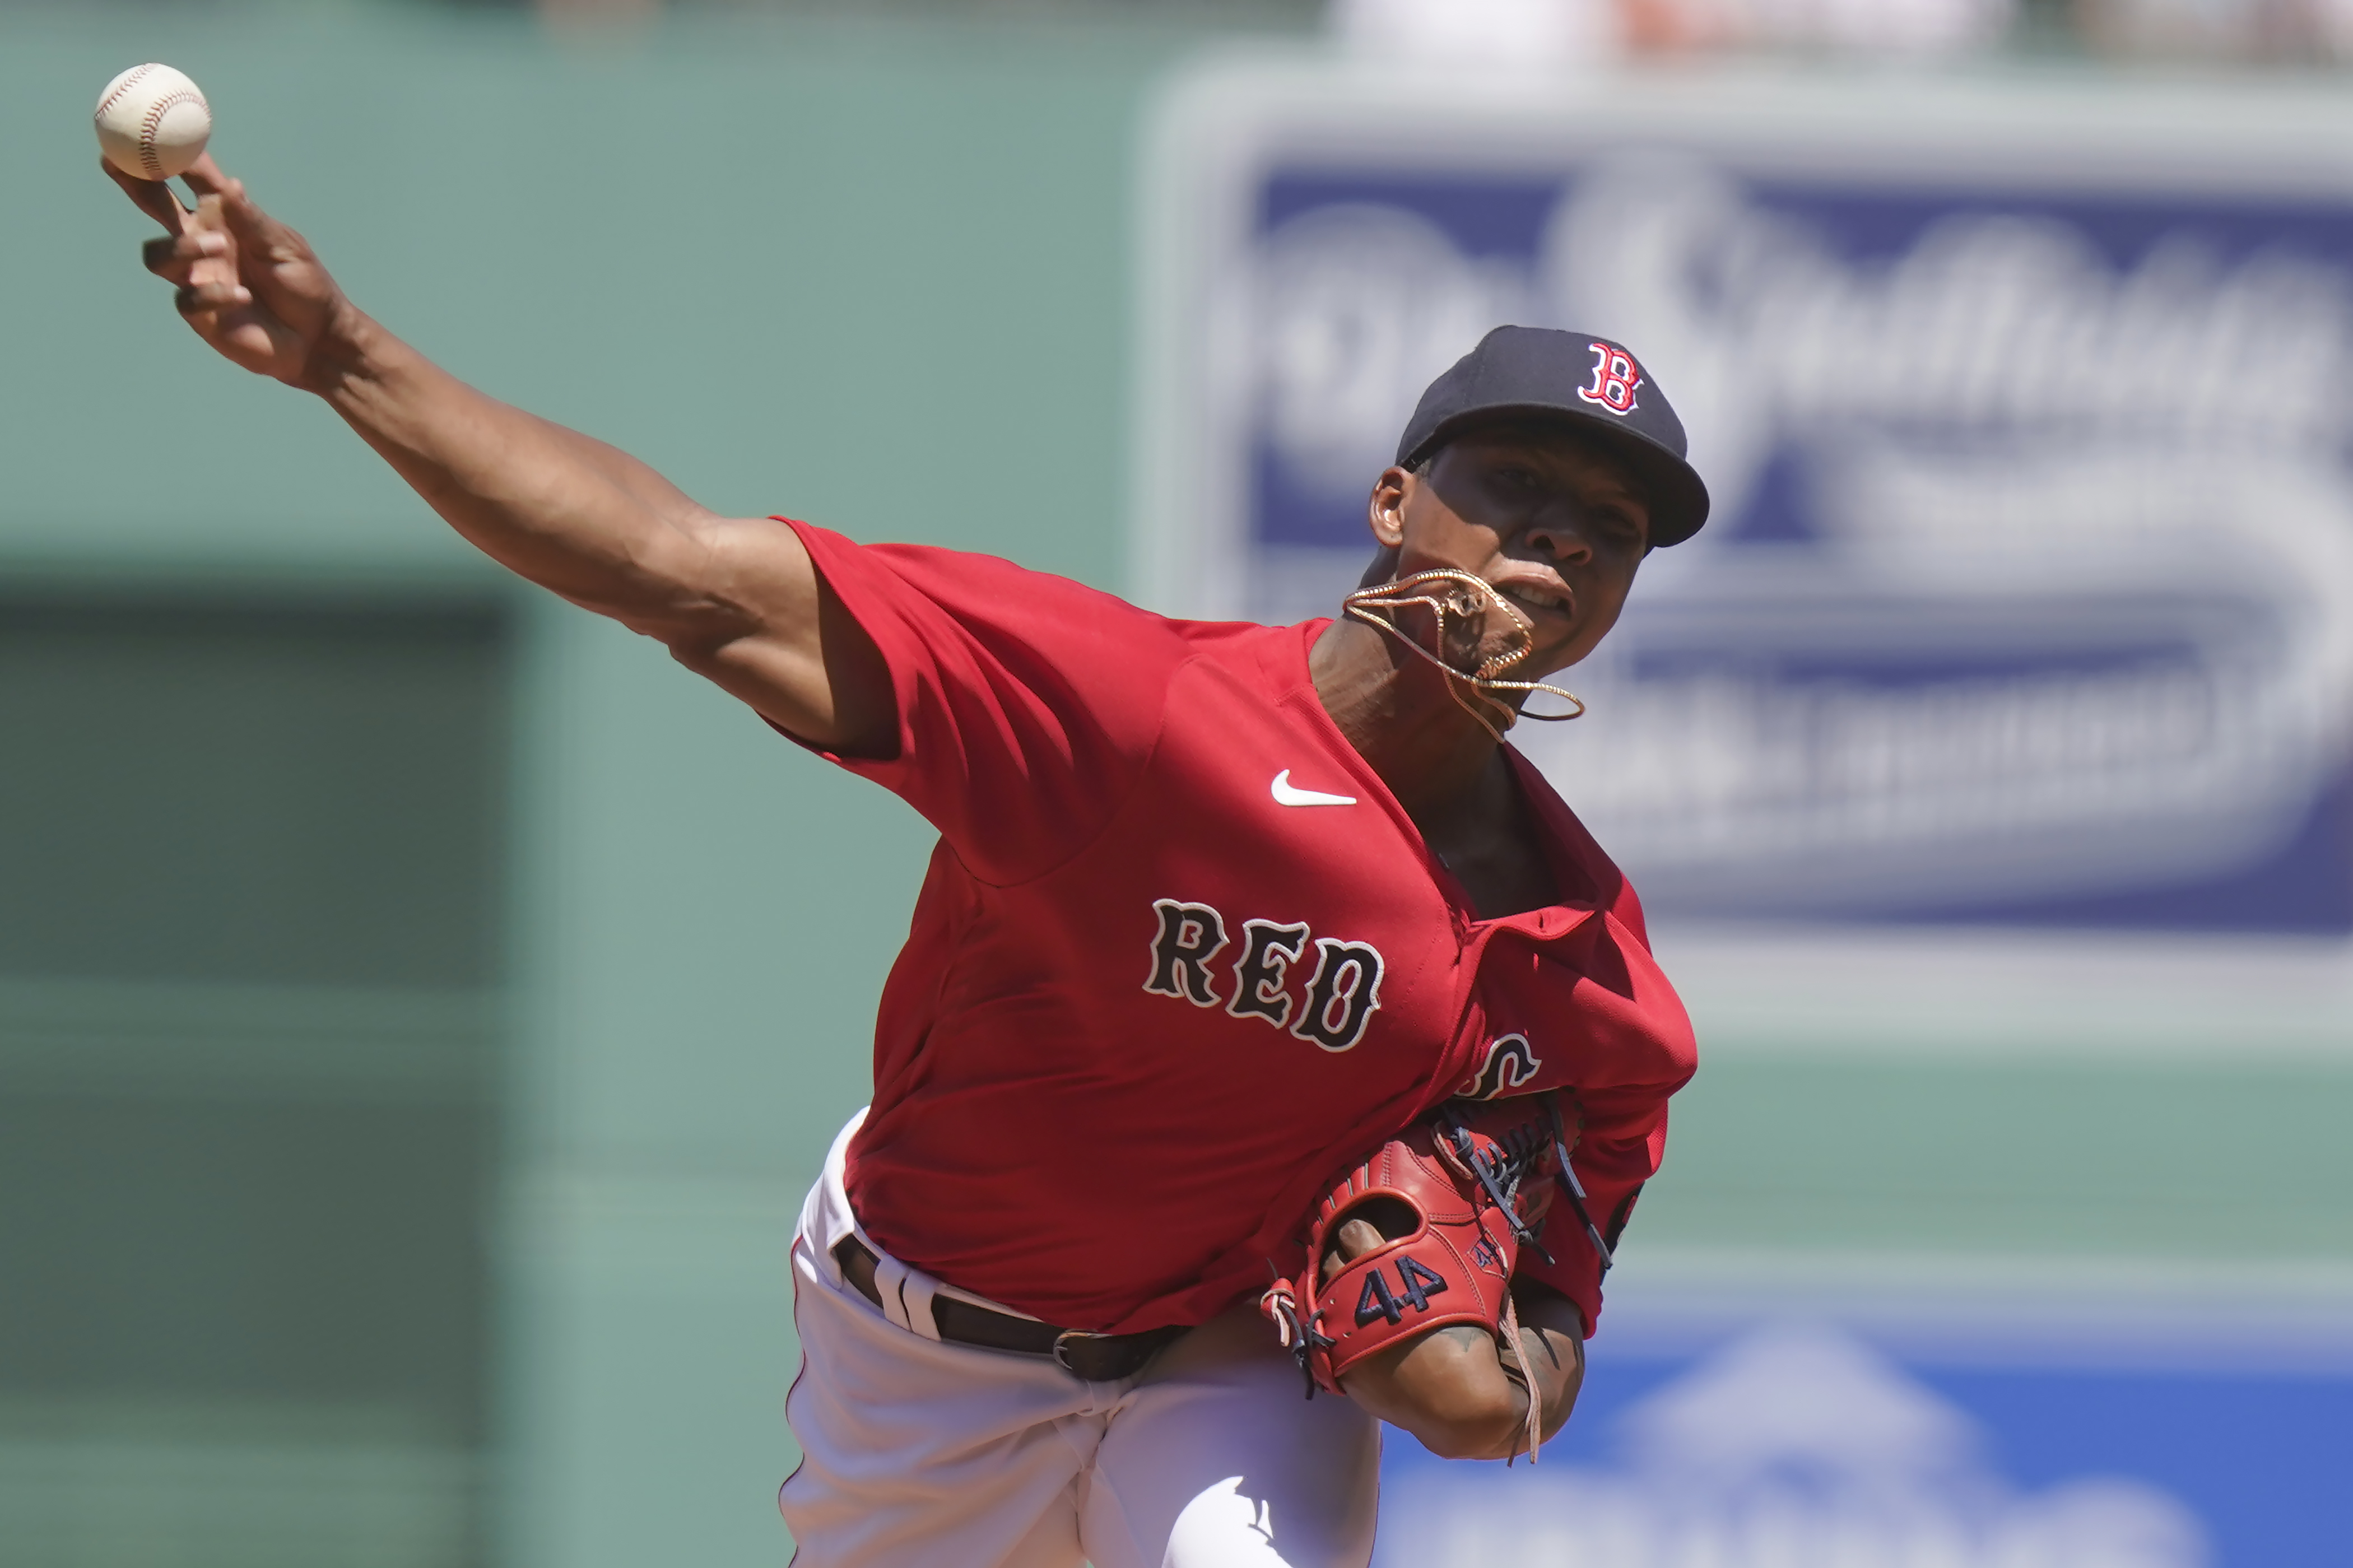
[138, 88, 204, 180]
[96, 63, 159, 121]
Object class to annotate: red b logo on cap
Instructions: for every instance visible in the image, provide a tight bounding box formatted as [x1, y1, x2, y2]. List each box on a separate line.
[1577, 343, 1642, 416]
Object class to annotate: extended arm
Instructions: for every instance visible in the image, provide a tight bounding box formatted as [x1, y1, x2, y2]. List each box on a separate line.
[110, 156, 892, 754]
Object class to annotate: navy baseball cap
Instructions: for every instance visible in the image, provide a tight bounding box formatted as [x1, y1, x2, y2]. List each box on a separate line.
[1395, 326, 1712, 548]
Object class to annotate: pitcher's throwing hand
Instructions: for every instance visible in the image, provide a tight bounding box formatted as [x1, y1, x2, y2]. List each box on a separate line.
[109, 156, 348, 388]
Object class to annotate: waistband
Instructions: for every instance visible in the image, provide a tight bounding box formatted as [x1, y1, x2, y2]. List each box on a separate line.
[832, 1235, 1185, 1382]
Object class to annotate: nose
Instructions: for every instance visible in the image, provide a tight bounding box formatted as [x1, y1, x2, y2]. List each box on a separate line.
[1522, 506, 1595, 565]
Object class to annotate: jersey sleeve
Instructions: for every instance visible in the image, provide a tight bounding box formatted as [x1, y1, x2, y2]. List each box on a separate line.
[1501, 839, 1692, 1339]
[780, 519, 1193, 886]
[1520, 1079, 1673, 1337]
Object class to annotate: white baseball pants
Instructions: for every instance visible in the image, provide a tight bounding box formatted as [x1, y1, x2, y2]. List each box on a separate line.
[778, 1111, 1383, 1567]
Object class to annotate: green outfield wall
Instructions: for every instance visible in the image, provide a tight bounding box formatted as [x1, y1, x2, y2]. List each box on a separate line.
[1, 11, 2346, 1568]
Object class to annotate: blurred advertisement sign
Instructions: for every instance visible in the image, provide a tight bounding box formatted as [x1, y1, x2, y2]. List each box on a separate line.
[1373, 1296, 2353, 1567]
[1138, 67, 2353, 953]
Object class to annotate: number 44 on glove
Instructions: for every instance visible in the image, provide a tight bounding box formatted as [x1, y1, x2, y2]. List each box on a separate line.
[1259, 1091, 1612, 1459]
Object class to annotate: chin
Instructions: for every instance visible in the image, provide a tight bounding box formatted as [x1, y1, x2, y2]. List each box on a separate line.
[1509, 624, 1579, 665]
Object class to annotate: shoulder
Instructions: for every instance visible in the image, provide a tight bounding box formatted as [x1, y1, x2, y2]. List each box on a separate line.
[785, 520, 1217, 672]
[790, 519, 1320, 670]
[788, 520, 1154, 623]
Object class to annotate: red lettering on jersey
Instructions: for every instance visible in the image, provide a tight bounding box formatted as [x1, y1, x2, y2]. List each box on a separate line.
[1577, 343, 1642, 416]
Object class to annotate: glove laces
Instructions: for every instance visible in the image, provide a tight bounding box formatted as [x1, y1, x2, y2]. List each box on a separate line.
[1440, 1106, 1556, 1265]
[1259, 1273, 1336, 1401]
[1541, 1095, 1615, 1277]
[1438, 1097, 1569, 1464]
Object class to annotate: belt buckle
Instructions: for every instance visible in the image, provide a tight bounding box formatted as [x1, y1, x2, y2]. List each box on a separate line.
[1052, 1329, 1110, 1376]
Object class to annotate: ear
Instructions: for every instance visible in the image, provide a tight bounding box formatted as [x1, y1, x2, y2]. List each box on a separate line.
[1368, 465, 1412, 550]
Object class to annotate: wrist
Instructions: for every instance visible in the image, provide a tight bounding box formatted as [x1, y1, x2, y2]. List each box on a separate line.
[299, 298, 385, 399]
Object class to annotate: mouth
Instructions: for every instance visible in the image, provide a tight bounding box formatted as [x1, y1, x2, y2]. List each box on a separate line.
[1489, 575, 1575, 624]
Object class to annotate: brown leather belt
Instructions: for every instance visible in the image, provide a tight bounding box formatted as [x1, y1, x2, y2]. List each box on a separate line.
[833, 1237, 1185, 1383]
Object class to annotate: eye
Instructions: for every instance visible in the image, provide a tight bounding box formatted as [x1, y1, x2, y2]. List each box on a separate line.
[1588, 507, 1643, 545]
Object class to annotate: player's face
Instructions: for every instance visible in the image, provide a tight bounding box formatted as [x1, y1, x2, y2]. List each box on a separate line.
[1370, 425, 1650, 678]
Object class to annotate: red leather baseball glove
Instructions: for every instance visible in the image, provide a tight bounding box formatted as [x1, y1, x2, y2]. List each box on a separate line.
[1260, 1091, 1607, 1458]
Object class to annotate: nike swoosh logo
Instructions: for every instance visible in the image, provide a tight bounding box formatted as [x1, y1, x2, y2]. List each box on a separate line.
[1271, 769, 1357, 808]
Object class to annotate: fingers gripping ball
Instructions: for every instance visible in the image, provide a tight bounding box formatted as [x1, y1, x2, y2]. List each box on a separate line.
[95, 64, 212, 183]
[1261, 1092, 1583, 1415]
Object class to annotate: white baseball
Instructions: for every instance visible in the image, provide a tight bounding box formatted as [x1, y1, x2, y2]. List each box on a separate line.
[95, 64, 212, 183]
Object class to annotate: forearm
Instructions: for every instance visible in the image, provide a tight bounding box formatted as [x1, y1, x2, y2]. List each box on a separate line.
[314, 308, 729, 636]
[115, 157, 884, 747]
[1340, 1289, 1585, 1460]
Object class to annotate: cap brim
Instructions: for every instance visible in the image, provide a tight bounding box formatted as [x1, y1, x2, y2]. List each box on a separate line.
[1403, 404, 1712, 550]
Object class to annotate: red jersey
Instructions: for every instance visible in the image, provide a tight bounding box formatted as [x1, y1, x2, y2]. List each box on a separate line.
[787, 522, 1698, 1337]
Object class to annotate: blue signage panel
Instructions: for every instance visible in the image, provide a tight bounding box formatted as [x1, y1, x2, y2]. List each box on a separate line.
[1175, 86, 2353, 936]
[1373, 1319, 2353, 1567]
